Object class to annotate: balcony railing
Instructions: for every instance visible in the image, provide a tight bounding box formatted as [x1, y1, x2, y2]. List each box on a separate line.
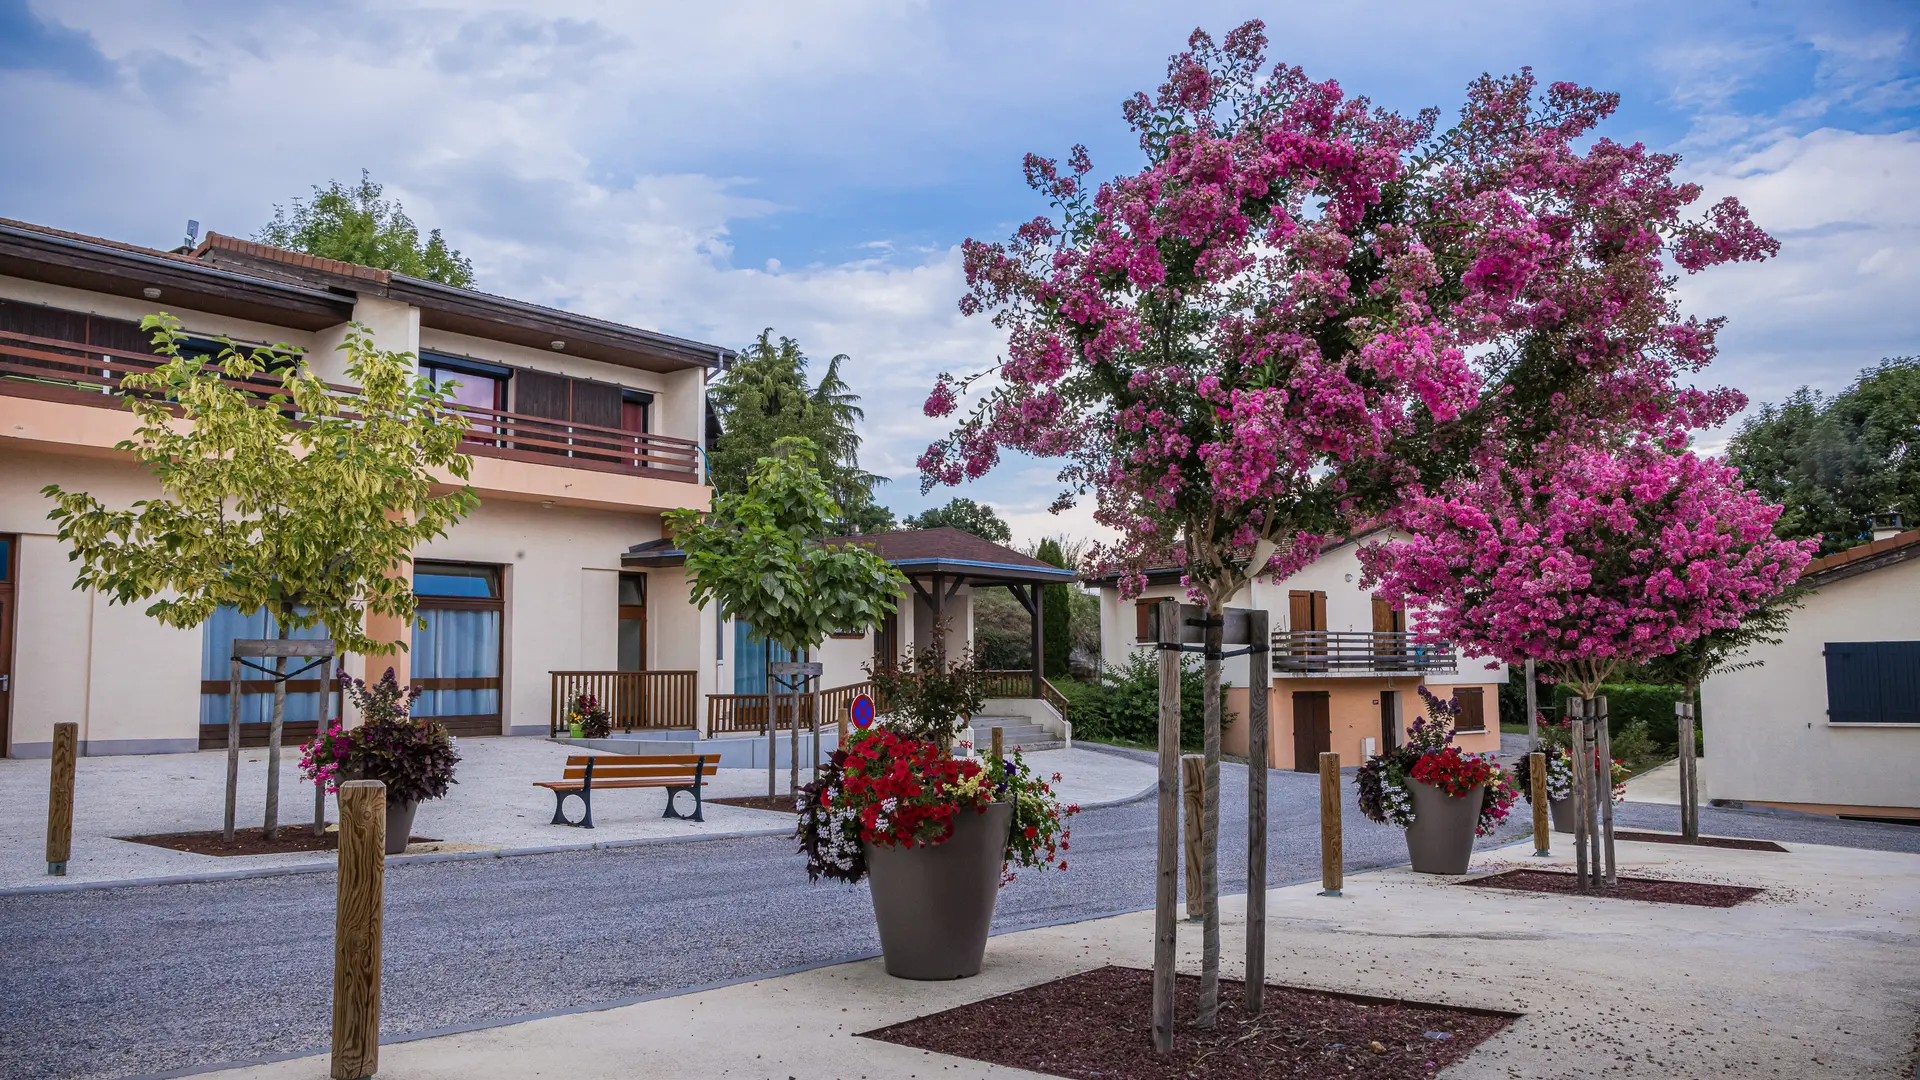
[1271, 631, 1456, 675]
[549, 670, 700, 734]
[0, 330, 702, 482]
[708, 681, 876, 735]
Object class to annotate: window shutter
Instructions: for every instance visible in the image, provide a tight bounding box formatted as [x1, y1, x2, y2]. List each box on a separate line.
[514, 369, 570, 421]
[1454, 687, 1486, 732]
[569, 379, 622, 430]
[1372, 597, 1395, 634]
[1289, 591, 1312, 632]
[1826, 641, 1920, 724]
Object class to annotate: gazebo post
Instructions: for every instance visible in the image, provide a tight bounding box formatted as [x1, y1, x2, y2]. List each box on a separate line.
[1029, 584, 1044, 699]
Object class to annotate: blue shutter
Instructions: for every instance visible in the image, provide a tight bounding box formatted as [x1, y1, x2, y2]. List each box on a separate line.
[1825, 641, 1920, 724]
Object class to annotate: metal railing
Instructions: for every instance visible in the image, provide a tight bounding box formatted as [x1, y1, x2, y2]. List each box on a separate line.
[1270, 631, 1456, 675]
[0, 330, 703, 482]
[550, 670, 699, 734]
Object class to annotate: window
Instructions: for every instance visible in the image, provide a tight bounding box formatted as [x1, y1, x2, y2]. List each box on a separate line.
[618, 574, 646, 672]
[420, 353, 507, 411]
[1825, 642, 1920, 724]
[199, 606, 333, 729]
[733, 620, 797, 694]
[411, 562, 503, 736]
[1452, 687, 1487, 733]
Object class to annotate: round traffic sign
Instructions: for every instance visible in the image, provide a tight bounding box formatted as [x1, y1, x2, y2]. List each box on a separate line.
[850, 694, 875, 729]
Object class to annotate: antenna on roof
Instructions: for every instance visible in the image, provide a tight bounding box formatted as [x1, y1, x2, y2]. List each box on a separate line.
[185, 219, 200, 246]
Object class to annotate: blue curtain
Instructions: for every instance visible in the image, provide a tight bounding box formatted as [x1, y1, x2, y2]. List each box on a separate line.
[412, 607, 501, 718]
[199, 606, 331, 726]
[732, 621, 795, 694]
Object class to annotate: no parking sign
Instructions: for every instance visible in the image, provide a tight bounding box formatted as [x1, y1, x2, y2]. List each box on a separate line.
[850, 694, 875, 729]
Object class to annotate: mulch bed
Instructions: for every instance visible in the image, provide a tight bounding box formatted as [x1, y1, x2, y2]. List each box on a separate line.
[1461, 869, 1763, 907]
[861, 965, 1515, 1080]
[708, 794, 801, 813]
[118, 828, 438, 857]
[1613, 830, 1787, 852]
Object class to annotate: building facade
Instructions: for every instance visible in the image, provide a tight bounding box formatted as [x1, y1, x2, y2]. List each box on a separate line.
[0, 219, 722, 757]
[1701, 525, 1920, 819]
[1093, 533, 1506, 770]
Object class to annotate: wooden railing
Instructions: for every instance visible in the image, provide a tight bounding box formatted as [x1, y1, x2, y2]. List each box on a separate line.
[0, 331, 702, 482]
[550, 670, 699, 734]
[980, 669, 1072, 728]
[1270, 631, 1456, 675]
[708, 681, 877, 736]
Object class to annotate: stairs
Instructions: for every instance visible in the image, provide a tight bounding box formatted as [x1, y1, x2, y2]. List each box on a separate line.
[973, 717, 1064, 754]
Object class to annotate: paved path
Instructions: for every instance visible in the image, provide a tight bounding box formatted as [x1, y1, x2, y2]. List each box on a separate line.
[3, 751, 1915, 1079]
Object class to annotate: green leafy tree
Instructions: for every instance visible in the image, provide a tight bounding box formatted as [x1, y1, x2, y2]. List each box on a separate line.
[1728, 357, 1920, 553]
[43, 315, 478, 838]
[1644, 587, 1804, 839]
[666, 438, 907, 794]
[1034, 537, 1072, 678]
[903, 497, 1011, 543]
[257, 170, 476, 287]
[708, 330, 892, 531]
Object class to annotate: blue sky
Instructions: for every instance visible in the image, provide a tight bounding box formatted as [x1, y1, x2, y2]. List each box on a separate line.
[3, 0, 1917, 542]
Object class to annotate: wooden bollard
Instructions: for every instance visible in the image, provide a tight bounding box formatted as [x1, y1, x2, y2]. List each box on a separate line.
[1530, 751, 1550, 856]
[1318, 751, 1342, 896]
[46, 722, 78, 876]
[332, 780, 386, 1080]
[1181, 753, 1205, 919]
[991, 725, 1004, 764]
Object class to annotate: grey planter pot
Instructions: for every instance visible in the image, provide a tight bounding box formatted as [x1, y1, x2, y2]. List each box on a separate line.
[1405, 779, 1484, 875]
[384, 798, 418, 856]
[1548, 794, 1576, 834]
[863, 801, 1013, 980]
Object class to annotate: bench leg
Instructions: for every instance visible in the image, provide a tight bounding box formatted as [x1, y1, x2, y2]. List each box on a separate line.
[550, 789, 593, 828]
[664, 785, 704, 823]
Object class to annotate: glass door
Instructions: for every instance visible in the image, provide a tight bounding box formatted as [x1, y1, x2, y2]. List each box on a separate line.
[411, 562, 503, 737]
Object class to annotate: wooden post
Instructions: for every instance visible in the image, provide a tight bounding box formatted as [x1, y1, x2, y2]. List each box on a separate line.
[837, 701, 848, 748]
[1678, 700, 1699, 841]
[1243, 608, 1270, 1016]
[809, 673, 821, 782]
[1029, 583, 1044, 700]
[1181, 753, 1204, 920]
[1196, 606, 1223, 1029]
[1530, 751, 1550, 856]
[1152, 599, 1180, 1057]
[991, 725, 1004, 764]
[46, 722, 77, 876]
[1596, 695, 1616, 887]
[1318, 751, 1342, 896]
[331, 780, 385, 1080]
[1568, 697, 1590, 890]
[265, 628, 288, 841]
[764, 640, 775, 799]
[226, 657, 243, 842]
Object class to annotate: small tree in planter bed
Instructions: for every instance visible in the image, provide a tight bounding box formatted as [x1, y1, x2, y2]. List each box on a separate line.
[866, 626, 988, 746]
[1357, 687, 1518, 874]
[300, 669, 460, 854]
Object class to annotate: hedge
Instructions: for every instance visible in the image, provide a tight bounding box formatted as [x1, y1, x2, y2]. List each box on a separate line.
[1054, 652, 1231, 753]
[1550, 682, 1697, 750]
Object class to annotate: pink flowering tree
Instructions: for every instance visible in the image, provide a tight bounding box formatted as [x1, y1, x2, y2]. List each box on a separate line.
[920, 20, 1776, 1016]
[1360, 447, 1816, 700]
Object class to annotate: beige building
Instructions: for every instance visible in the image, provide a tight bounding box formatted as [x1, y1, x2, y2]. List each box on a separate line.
[0, 218, 1071, 761]
[1701, 523, 1920, 820]
[1093, 532, 1506, 770]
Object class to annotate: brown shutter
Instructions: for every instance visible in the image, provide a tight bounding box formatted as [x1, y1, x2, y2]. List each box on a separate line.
[1372, 597, 1395, 633]
[1454, 687, 1486, 732]
[1135, 601, 1152, 642]
[569, 379, 622, 430]
[514, 368, 570, 421]
[1289, 591, 1312, 632]
[1310, 591, 1327, 631]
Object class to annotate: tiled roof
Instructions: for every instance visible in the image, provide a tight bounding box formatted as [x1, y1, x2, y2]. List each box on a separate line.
[0, 215, 206, 266]
[193, 232, 392, 283]
[1800, 528, 1920, 586]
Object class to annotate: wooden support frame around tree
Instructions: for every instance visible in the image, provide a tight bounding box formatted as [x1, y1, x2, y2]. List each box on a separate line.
[227, 638, 336, 843]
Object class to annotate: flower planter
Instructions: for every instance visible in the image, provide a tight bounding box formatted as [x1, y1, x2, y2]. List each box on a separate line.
[568, 723, 584, 739]
[384, 798, 419, 855]
[1548, 794, 1576, 834]
[863, 801, 1013, 980]
[1405, 779, 1484, 875]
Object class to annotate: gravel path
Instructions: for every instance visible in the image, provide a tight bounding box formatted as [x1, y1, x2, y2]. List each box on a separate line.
[1, 750, 1912, 1080]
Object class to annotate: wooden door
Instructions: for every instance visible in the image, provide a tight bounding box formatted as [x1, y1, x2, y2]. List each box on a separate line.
[0, 534, 14, 755]
[1292, 691, 1330, 772]
[1379, 689, 1399, 752]
[618, 573, 647, 673]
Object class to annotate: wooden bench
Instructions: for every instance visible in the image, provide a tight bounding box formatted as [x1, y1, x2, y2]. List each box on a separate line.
[534, 754, 718, 828]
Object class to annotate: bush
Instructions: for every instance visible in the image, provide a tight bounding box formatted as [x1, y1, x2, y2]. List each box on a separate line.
[868, 629, 987, 744]
[1060, 652, 1230, 752]
[1550, 683, 1695, 750]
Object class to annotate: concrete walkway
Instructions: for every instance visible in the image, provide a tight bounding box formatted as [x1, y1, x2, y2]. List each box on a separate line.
[1621, 755, 1698, 805]
[0, 738, 1153, 890]
[196, 835, 1920, 1080]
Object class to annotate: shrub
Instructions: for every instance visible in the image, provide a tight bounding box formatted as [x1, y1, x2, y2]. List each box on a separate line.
[1550, 683, 1695, 750]
[299, 668, 461, 805]
[1061, 652, 1229, 752]
[867, 627, 987, 744]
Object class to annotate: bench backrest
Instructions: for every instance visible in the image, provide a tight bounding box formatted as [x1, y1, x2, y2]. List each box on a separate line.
[562, 754, 718, 782]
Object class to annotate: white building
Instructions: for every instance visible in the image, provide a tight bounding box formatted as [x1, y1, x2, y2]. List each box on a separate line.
[1702, 522, 1920, 820]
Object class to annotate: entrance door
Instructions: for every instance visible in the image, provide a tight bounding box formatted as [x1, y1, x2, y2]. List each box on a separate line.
[0, 535, 14, 755]
[1379, 689, 1400, 751]
[1292, 690, 1331, 772]
[617, 573, 646, 672]
[411, 562, 504, 737]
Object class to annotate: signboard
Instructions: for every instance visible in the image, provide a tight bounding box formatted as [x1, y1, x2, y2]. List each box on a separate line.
[767, 661, 824, 677]
[850, 694, 875, 729]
